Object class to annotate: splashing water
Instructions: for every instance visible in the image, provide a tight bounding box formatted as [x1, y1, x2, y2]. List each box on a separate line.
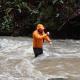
[0, 37, 80, 80]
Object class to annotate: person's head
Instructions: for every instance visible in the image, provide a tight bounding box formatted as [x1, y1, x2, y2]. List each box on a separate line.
[36, 24, 45, 34]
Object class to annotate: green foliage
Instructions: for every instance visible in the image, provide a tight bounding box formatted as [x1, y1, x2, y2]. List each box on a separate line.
[1, 16, 13, 31]
[0, 0, 80, 36]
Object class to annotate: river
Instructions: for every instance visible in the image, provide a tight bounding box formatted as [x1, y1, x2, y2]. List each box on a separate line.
[0, 36, 80, 80]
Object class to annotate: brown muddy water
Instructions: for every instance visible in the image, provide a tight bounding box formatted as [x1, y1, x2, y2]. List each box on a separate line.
[0, 36, 80, 80]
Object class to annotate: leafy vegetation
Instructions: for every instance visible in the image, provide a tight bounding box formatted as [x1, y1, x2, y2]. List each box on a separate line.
[0, 0, 80, 36]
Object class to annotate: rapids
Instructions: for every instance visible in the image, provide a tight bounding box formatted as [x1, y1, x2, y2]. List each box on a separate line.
[0, 36, 80, 80]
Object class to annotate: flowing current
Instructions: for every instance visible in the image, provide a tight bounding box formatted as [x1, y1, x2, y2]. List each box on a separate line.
[0, 37, 80, 80]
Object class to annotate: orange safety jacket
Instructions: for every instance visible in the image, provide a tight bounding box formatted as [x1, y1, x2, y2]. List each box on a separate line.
[33, 30, 51, 48]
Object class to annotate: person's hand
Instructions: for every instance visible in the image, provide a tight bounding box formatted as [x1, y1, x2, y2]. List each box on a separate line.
[49, 41, 52, 45]
[46, 32, 50, 36]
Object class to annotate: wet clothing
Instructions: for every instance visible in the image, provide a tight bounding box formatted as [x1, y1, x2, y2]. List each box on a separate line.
[33, 48, 43, 57]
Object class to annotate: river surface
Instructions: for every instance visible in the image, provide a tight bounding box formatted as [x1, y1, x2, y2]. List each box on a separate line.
[0, 36, 80, 80]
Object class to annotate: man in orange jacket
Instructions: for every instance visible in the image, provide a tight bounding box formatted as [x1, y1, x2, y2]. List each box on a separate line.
[33, 24, 52, 57]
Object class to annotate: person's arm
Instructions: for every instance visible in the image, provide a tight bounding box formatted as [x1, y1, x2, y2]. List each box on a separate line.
[44, 32, 52, 44]
[44, 36, 51, 42]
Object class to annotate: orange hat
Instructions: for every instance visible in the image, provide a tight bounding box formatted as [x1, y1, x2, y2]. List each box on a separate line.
[37, 24, 45, 30]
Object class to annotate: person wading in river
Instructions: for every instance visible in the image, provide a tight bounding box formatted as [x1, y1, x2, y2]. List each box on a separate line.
[33, 24, 52, 57]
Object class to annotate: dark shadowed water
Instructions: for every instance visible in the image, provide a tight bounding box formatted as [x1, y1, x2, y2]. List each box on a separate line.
[0, 36, 80, 80]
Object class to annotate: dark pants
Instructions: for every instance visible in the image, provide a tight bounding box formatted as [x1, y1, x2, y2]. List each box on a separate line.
[33, 48, 43, 57]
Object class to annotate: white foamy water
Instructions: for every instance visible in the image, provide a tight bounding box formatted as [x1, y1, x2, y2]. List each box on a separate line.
[0, 37, 80, 80]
